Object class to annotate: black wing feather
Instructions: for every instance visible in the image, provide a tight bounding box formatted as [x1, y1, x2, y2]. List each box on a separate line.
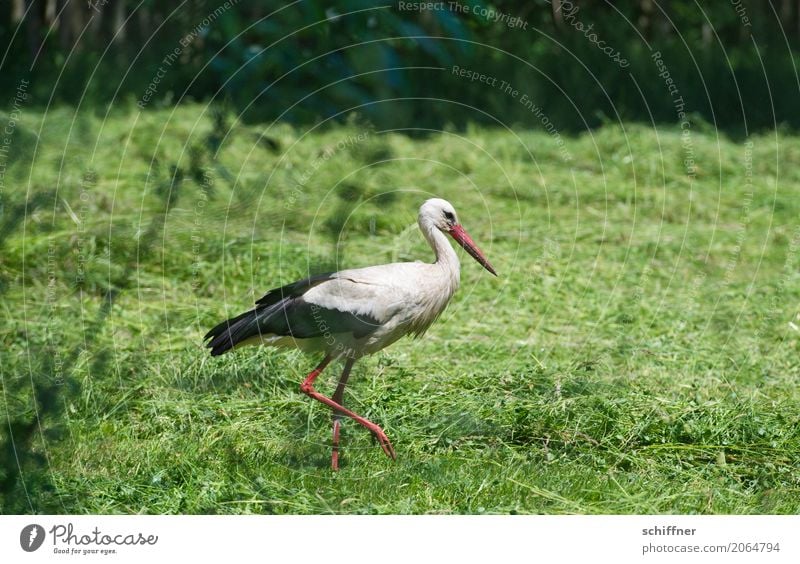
[204, 273, 379, 356]
[254, 273, 333, 307]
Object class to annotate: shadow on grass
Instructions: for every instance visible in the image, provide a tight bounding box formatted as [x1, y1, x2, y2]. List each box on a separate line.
[0, 290, 114, 512]
[0, 161, 186, 512]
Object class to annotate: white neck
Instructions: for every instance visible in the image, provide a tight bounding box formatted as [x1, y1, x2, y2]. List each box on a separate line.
[420, 217, 461, 288]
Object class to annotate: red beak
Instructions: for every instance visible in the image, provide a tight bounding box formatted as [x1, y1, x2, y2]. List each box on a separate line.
[448, 224, 497, 276]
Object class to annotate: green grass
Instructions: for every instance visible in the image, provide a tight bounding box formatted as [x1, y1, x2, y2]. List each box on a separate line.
[1, 104, 800, 514]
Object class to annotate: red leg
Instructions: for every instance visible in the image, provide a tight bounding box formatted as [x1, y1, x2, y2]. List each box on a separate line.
[331, 358, 355, 470]
[300, 356, 396, 465]
[331, 419, 342, 470]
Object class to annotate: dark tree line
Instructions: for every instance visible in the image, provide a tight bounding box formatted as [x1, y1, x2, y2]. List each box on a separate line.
[2, 1, 799, 131]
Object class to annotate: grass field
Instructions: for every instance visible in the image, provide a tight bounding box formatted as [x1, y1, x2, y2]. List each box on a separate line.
[1, 104, 799, 514]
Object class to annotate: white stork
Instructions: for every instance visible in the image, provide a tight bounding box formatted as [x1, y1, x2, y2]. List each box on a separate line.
[204, 198, 496, 469]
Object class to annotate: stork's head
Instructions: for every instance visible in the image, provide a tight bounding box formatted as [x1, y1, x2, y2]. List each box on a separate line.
[419, 198, 497, 276]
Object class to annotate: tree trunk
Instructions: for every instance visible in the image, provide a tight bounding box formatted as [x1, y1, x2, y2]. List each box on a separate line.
[112, 0, 126, 41]
[12, 0, 25, 22]
[552, 0, 563, 29]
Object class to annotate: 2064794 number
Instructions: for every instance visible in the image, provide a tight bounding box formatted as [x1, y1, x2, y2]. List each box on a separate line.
[729, 542, 780, 552]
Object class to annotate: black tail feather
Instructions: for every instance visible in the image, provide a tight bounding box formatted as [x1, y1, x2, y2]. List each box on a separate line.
[204, 308, 260, 356]
[204, 273, 334, 356]
[203, 272, 378, 356]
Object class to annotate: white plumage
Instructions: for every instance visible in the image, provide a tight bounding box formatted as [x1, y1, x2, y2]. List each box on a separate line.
[205, 197, 496, 469]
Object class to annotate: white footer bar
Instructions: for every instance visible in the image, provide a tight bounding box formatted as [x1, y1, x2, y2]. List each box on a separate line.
[2, 515, 797, 563]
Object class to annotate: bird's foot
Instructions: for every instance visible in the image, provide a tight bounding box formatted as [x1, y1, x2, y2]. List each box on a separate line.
[332, 419, 395, 466]
[368, 426, 396, 460]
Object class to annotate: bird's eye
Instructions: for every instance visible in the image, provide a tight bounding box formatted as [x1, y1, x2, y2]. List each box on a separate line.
[443, 211, 455, 223]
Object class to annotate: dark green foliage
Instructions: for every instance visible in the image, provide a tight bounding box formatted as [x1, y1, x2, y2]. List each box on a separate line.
[2, 2, 800, 131]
